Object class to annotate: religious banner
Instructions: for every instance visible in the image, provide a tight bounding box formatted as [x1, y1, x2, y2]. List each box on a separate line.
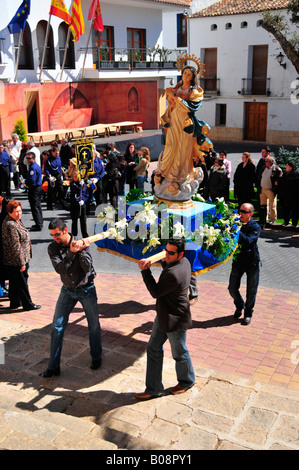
[75, 138, 94, 180]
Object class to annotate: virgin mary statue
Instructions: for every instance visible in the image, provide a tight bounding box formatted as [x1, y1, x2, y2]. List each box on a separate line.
[155, 59, 213, 203]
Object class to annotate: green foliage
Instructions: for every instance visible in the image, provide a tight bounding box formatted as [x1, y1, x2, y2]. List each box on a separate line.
[12, 118, 27, 142]
[276, 146, 299, 170]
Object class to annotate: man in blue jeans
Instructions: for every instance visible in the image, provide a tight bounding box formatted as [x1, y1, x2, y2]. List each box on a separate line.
[136, 238, 195, 400]
[40, 218, 102, 378]
[228, 203, 261, 325]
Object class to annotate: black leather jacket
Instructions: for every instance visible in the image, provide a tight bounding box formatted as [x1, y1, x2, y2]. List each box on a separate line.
[234, 218, 261, 266]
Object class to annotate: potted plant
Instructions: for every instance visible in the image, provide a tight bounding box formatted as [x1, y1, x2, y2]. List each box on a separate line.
[133, 48, 147, 68]
[158, 46, 175, 68]
[99, 45, 114, 69]
[147, 46, 159, 68]
[116, 49, 130, 69]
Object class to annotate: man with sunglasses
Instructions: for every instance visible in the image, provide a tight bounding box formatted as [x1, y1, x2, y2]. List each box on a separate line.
[228, 203, 261, 325]
[40, 218, 102, 378]
[136, 238, 195, 400]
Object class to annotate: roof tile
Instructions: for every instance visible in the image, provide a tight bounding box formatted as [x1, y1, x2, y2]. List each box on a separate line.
[191, 0, 289, 18]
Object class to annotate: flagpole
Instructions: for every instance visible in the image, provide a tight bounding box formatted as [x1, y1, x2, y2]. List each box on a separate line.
[39, 14, 52, 82]
[80, 19, 94, 80]
[14, 29, 23, 82]
[60, 26, 71, 81]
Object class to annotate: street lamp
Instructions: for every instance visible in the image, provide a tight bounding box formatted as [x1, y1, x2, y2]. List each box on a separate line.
[276, 52, 286, 69]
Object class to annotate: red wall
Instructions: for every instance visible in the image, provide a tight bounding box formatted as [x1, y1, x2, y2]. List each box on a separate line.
[0, 80, 159, 141]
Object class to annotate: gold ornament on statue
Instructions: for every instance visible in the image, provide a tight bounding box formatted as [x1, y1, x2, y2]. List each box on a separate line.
[176, 53, 205, 78]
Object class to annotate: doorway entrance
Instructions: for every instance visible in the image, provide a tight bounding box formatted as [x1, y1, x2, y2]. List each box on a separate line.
[26, 90, 39, 133]
[244, 102, 267, 141]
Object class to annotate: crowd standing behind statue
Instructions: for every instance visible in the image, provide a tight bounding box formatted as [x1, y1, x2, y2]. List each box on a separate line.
[0, 136, 298, 235]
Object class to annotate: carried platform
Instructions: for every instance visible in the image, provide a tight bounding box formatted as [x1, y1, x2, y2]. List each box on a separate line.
[94, 198, 239, 276]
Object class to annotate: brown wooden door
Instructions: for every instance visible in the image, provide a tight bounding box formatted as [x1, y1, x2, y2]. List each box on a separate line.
[244, 102, 267, 141]
[203, 48, 217, 91]
[252, 45, 268, 95]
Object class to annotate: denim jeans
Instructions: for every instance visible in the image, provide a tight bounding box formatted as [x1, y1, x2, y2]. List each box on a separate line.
[48, 284, 102, 370]
[145, 318, 195, 395]
[228, 261, 260, 317]
[136, 175, 145, 190]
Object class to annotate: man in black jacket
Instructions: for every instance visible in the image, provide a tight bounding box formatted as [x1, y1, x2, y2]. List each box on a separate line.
[40, 218, 102, 377]
[136, 238, 195, 400]
[228, 203, 261, 325]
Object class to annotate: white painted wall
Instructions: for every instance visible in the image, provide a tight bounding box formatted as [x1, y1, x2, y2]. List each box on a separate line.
[0, 0, 181, 83]
[189, 11, 299, 134]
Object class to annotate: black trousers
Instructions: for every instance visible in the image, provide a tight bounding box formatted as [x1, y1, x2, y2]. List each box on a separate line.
[0, 166, 11, 198]
[6, 263, 35, 309]
[28, 186, 43, 229]
[70, 202, 89, 238]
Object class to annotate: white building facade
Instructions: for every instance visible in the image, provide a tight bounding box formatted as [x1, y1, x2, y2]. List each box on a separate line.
[188, 0, 299, 145]
[0, 0, 190, 139]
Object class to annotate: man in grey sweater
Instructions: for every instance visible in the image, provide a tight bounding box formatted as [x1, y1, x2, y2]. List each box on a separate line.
[136, 238, 195, 400]
[40, 218, 102, 378]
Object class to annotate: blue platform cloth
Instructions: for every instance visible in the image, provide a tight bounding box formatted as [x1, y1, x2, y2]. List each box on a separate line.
[95, 237, 238, 275]
[94, 197, 239, 275]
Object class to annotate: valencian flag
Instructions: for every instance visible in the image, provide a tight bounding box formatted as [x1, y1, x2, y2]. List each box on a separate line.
[88, 0, 104, 32]
[69, 0, 85, 41]
[49, 0, 72, 25]
[7, 0, 31, 34]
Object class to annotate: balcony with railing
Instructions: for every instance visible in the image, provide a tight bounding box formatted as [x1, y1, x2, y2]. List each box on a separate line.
[200, 77, 220, 95]
[89, 46, 185, 71]
[238, 78, 271, 96]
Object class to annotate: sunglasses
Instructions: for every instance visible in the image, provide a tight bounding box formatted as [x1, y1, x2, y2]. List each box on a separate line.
[165, 248, 178, 256]
[240, 209, 251, 214]
[51, 232, 62, 238]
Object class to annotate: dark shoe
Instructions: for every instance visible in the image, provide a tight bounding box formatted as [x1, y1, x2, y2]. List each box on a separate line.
[9, 303, 21, 309]
[23, 304, 41, 311]
[189, 297, 198, 306]
[169, 383, 194, 395]
[39, 367, 60, 378]
[242, 317, 251, 325]
[90, 359, 102, 370]
[30, 225, 43, 232]
[135, 391, 164, 400]
[233, 309, 243, 319]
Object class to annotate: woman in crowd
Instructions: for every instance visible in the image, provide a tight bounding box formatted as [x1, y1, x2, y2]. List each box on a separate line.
[124, 142, 138, 190]
[2, 200, 40, 311]
[233, 152, 256, 208]
[134, 146, 151, 190]
[207, 158, 227, 201]
[278, 160, 299, 227]
[69, 170, 89, 239]
[193, 154, 208, 198]
[218, 149, 231, 201]
[105, 153, 121, 207]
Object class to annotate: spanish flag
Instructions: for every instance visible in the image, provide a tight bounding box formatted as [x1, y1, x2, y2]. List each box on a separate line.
[49, 0, 72, 25]
[70, 0, 85, 42]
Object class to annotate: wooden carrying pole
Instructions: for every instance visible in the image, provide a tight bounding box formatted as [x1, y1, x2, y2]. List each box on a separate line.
[72, 231, 112, 247]
[73, 232, 166, 264]
[145, 250, 166, 263]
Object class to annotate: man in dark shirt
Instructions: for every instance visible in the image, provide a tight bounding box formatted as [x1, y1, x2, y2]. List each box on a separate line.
[136, 238, 195, 400]
[40, 218, 102, 377]
[44, 146, 63, 210]
[0, 143, 13, 198]
[25, 152, 43, 231]
[228, 203, 261, 325]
